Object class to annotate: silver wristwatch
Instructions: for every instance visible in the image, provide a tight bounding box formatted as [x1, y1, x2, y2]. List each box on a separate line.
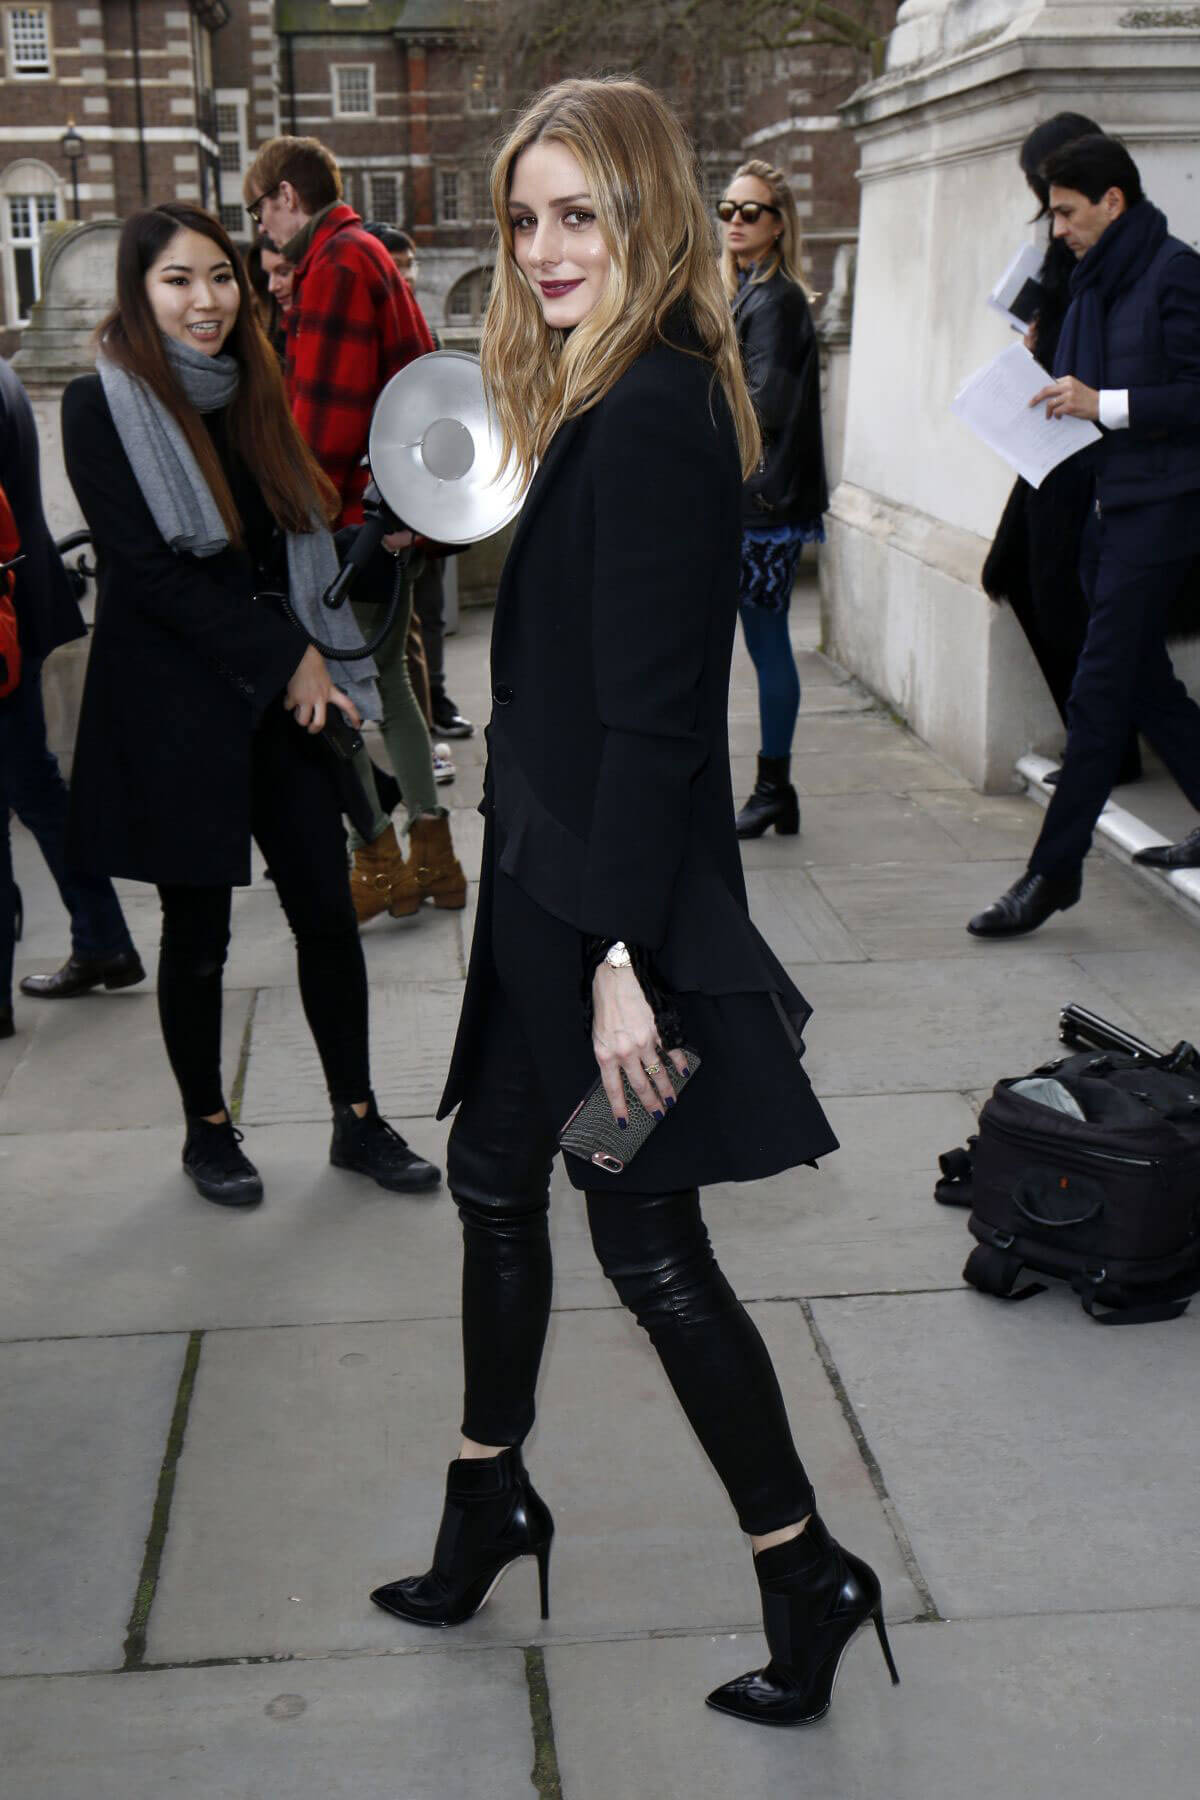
[604, 940, 633, 970]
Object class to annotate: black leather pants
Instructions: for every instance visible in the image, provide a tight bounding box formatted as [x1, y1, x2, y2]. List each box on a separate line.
[446, 991, 815, 1536]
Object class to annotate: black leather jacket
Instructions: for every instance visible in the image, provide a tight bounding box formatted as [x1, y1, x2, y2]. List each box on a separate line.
[734, 270, 828, 529]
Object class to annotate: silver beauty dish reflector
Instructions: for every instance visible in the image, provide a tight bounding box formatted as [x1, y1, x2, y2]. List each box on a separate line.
[367, 350, 524, 545]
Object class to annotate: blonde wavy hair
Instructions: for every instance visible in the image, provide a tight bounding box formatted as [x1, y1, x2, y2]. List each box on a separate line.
[719, 159, 814, 303]
[481, 76, 761, 487]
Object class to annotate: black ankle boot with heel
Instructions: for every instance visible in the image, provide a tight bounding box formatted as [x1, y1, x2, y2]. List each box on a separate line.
[736, 755, 801, 840]
[706, 1514, 899, 1727]
[370, 1446, 553, 1628]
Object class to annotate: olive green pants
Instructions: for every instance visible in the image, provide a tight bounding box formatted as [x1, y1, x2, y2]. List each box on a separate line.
[349, 578, 439, 849]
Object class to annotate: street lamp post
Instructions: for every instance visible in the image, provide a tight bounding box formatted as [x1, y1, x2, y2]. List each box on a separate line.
[60, 120, 85, 221]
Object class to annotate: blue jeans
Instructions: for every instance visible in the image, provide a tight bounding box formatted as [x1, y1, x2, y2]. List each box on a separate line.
[0, 657, 133, 1001]
[739, 603, 801, 761]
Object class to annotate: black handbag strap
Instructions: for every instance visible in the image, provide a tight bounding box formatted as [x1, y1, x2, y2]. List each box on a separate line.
[935, 1141, 975, 1208]
[1071, 1273, 1193, 1326]
[963, 1242, 1046, 1303]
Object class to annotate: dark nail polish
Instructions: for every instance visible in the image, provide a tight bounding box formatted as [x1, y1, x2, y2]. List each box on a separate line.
[653, 1109, 665, 1122]
[617, 1118, 628, 1130]
[680, 1066, 691, 1080]
[666, 1095, 676, 1108]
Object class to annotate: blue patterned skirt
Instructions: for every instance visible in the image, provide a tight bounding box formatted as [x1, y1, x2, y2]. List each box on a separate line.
[738, 520, 826, 613]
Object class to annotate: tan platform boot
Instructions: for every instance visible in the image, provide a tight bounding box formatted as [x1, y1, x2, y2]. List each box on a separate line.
[350, 823, 407, 926]
[390, 811, 467, 916]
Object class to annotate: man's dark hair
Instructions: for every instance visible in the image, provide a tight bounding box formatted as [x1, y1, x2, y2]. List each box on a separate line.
[1041, 134, 1144, 208]
[1020, 113, 1103, 214]
[364, 222, 414, 254]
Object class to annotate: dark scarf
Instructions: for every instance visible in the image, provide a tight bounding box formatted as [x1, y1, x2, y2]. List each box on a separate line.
[1054, 198, 1168, 387]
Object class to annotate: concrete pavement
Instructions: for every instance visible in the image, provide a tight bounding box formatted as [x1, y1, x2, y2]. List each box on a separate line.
[4, 578, 1199, 1797]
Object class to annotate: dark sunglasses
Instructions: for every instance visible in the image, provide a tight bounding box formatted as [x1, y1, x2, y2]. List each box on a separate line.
[245, 185, 280, 227]
[716, 200, 781, 224]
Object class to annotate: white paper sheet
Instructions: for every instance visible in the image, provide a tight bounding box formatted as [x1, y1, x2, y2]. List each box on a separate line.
[950, 342, 1101, 489]
[987, 242, 1046, 332]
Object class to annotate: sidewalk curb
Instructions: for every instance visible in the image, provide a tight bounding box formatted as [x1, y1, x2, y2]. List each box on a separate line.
[1017, 752, 1200, 929]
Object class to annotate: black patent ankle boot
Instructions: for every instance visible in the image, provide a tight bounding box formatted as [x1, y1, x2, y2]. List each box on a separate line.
[735, 755, 801, 839]
[370, 1446, 554, 1628]
[706, 1515, 900, 1726]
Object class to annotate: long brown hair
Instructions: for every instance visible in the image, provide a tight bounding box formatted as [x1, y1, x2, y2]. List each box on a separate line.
[96, 203, 337, 542]
[481, 77, 761, 486]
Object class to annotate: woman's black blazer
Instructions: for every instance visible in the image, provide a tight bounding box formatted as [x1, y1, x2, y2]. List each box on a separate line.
[735, 271, 828, 529]
[61, 375, 306, 887]
[439, 331, 837, 1193]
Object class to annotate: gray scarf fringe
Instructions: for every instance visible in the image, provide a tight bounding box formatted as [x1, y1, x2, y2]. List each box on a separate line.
[96, 333, 380, 720]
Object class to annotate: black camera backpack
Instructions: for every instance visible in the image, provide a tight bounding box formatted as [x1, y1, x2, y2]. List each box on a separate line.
[936, 1046, 1200, 1324]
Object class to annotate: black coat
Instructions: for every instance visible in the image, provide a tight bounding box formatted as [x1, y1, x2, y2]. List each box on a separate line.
[0, 357, 85, 665]
[61, 375, 308, 886]
[734, 272, 827, 528]
[439, 334, 838, 1193]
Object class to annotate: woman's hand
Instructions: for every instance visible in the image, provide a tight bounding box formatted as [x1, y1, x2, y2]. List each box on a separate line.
[591, 961, 690, 1126]
[284, 643, 361, 734]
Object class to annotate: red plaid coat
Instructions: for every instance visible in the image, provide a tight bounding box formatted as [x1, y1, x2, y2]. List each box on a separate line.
[286, 204, 434, 526]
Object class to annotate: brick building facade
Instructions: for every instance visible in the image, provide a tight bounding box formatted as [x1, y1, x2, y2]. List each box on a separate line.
[0, 1, 885, 352]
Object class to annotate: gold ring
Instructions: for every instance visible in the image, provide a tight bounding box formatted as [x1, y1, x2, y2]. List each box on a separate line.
[644, 1060, 663, 1076]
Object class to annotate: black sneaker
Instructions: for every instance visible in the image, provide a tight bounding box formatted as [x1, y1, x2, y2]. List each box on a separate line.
[183, 1117, 264, 1208]
[431, 692, 474, 739]
[330, 1096, 441, 1193]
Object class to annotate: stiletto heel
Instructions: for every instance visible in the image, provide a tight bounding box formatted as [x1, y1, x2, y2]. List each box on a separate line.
[370, 1446, 553, 1630]
[536, 1539, 552, 1620]
[706, 1514, 899, 1727]
[872, 1606, 901, 1686]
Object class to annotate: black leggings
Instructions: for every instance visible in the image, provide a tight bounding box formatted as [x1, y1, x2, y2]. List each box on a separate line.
[157, 705, 370, 1118]
[446, 991, 815, 1537]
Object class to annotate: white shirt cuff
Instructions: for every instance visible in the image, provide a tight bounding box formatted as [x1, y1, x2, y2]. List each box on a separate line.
[1098, 389, 1130, 431]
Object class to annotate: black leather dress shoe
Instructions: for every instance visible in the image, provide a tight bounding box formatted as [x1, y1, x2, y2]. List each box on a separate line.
[183, 1117, 264, 1208]
[431, 693, 474, 739]
[19, 948, 145, 999]
[1132, 827, 1200, 869]
[967, 870, 1082, 939]
[330, 1095, 441, 1193]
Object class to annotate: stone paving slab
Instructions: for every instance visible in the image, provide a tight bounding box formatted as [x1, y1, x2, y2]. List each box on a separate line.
[739, 790, 966, 871]
[0, 1121, 456, 1340]
[0, 989, 252, 1135]
[546, 1608, 1200, 1800]
[0, 1334, 187, 1676]
[547, 1091, 979, 1303]
[146, 1304, 918, 1665]
[0, 1651, 536, 1800]
[792, 952, 1151, 1096]
[808, 858, 1184, 961]
[744, 867, 866, 962]
[239, 980, 464, 1124]
[1074, 946, 1200, 1050]
[906, 786, 1051, 859]
[811, 1291, 1200, 1619]
[732, 747, 969, 797]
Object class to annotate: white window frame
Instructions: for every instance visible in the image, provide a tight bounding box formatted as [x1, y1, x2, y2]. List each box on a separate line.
[5, 6, 52, 79]
[332, 63, 375, 120]
[4, 185, 61, 326]
[439, 170, 460, 225]
[368, 171, 402, 224]
[465, 63, 501, 116]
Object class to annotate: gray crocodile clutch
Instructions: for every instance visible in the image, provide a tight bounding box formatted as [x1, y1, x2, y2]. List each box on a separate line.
[559, 1049, 702, 1174]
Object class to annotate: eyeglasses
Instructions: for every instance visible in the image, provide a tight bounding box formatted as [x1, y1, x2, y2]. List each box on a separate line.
[716, 200, 782, 225]
[246, 186, 279, 228]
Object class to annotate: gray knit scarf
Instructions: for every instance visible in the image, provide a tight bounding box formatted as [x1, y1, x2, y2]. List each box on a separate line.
[96, 332, 380, 719]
